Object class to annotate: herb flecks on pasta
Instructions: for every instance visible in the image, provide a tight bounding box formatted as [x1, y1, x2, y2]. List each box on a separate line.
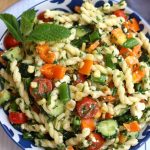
[0, 0, 150, 150]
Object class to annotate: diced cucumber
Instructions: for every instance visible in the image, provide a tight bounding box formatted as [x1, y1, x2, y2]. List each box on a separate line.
[49, 100, 64, 117]
[114, 104, 129, 117]
[97, 119, 118, 139]
[76, 25, 92, 38]
[71, 33, 90, 48]
[2, 47, 23, 61]
[0, 89, 11, 106]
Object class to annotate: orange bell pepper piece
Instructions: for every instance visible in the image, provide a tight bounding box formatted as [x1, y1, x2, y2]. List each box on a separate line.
[79, 59, 93, 75]
[36, 44, 55, 64]
[81, 118, 95, 131]
[124, 18, 140, 32]
[67, 146, 74, 150]
[133, 68, 145, 83]
[123, 121, 140, 132]
[125, 56, 139, 69]
[87, 40, 100, 53]
[119, 47, 133, 58]
[132, 45, 141, 58]
[41, 64, 66, 80]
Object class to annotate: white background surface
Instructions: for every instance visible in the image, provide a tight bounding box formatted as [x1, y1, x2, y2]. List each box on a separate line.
[0, 0, 149, 149]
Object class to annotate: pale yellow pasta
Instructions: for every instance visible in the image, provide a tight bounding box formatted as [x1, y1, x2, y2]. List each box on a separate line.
[35, 139, 57, 148]
[10, 60, 30, 105]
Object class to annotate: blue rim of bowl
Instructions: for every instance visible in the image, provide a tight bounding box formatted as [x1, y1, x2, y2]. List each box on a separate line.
[0, 0, 150, 150]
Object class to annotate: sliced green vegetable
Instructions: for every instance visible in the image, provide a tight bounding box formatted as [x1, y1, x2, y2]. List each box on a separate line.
[89, 30, 100, 42]
[114, 104, 129, 117]
[27, 24, 71, 42]
[0, 13, 23, 41]
[71, 33, 90, 48]
[91, 74, 106, 85]
[20, 9, 36, 36]
[2, 47, 23, 61]
[59, 82, 71, 103]
[76, 25, 92, 38]
[0, 89, 11, 106]
[23, 132, 33, 140]
[123, 38, 139, 48]
[105, 54, 116, 69]
[49, 100, 64, 117]
[97, 119, 118, 139]
[72, 116, 81, 132]
[112, 87, 117, 96]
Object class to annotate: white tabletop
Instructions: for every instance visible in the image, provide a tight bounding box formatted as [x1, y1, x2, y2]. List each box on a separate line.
[0, 0, 149, 149]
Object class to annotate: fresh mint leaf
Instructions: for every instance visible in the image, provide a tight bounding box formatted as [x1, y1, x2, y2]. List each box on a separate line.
[20, 9, 36, 36]
[27, 24, 71, 42]
[0, 13, 22, 41]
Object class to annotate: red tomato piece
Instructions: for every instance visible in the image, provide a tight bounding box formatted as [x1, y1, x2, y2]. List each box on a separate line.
[9, 112, 28, 124]
[74, 74, 86, 85]
[76, 97, 99, 119]
[87, 133, 105, 150]
[114, 10, 127, 20]
[30, 77, 53, 100]
[37, 11, 53, 22]
[4, 33, 20, 49]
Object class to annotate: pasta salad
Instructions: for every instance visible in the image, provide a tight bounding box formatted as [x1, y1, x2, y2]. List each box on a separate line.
[0, 0, 150, 150]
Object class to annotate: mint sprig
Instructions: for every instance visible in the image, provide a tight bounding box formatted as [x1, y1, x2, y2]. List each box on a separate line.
[20, 9, 36, 36]
[27, 23, 71, 42]
[0, 11, 71, 44]
[0, 13, 23, 41]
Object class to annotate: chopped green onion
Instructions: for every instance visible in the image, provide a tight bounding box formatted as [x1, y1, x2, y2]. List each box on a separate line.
[23, 132, 33, 140]
[59, 82, 71, 103]
[89, 30, 100, 42]
[105, 54, 116, 69]
[112, 87, 117, 96]
[91, 75, 106, 85]
[72, 116, 81, 131]
[123, 38, 139, 48]
[47, 93, 51, 105]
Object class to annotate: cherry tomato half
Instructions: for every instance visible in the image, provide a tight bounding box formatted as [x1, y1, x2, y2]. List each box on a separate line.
[4, 33, 20, 49]
[30, 77, 53, 100]
[37, 11, 53, 22]
[9, 112, 28, 124]
[87, 133, 105, 150]
[76, 97, 99, 119]
[74, 74, 86, 85]
[114, 10, 127, 20]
